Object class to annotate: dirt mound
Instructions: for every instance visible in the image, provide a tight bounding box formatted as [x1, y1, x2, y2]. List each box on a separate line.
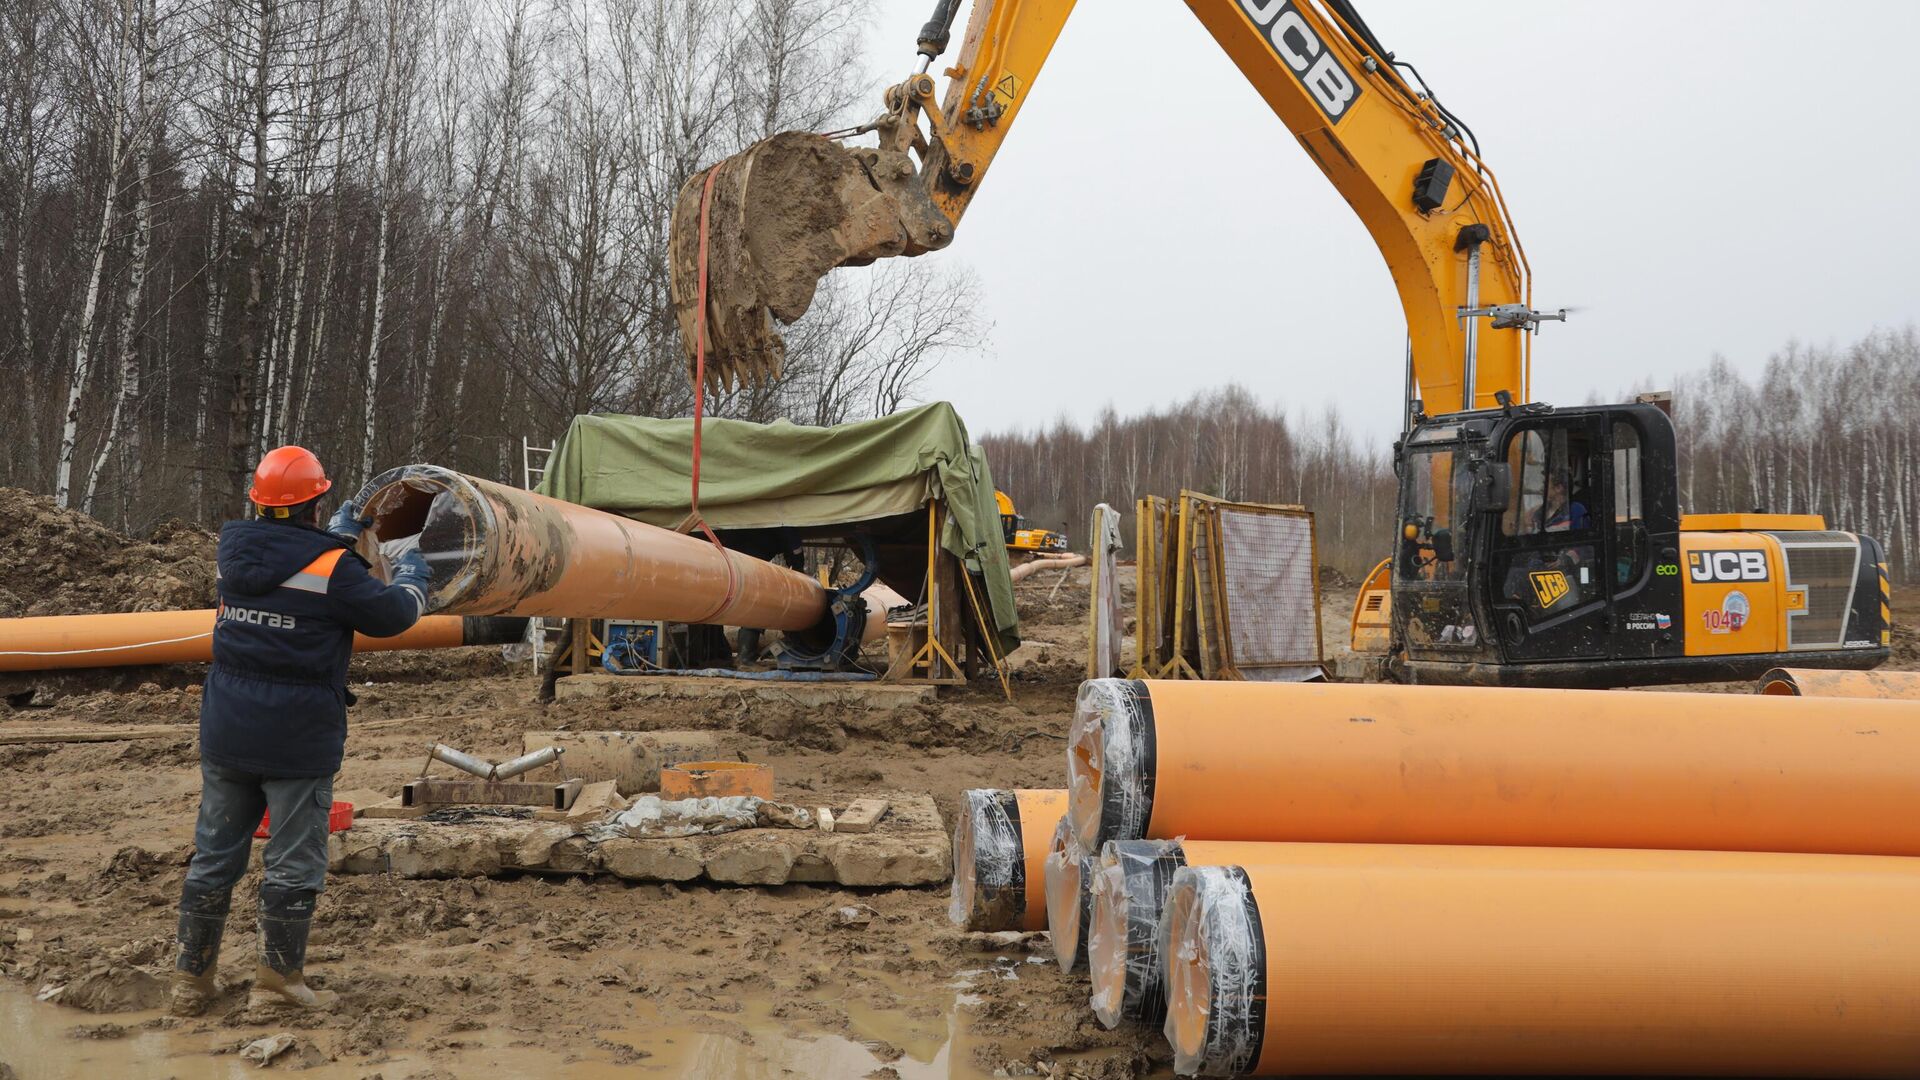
[0, 488, 216, 618]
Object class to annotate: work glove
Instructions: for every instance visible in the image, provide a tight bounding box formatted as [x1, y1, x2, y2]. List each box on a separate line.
[327, 499, 372, 543]
[391, 549, 432, 614]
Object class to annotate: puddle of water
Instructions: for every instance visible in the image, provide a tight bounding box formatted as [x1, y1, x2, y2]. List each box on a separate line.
[0, 987, 588, 1080]
[592, 974, 1011, 1079]
[1, 964, 1017, 1079]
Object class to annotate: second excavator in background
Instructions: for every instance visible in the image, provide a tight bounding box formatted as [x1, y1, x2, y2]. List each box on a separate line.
[996, 489, 1067, 557]
[668, 0, 1889, 688]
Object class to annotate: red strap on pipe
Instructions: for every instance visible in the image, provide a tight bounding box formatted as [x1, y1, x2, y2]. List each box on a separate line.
[690, 165, 739, 624]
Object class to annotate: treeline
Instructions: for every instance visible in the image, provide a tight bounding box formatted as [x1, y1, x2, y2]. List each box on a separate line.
[981, 385, 1397, 578]
[1, 0, 982, 530]
[985, 327, 1920, 581]
[1672, 326, 1920, 579]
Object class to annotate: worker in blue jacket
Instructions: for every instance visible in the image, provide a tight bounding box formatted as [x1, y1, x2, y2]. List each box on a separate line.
[170, 446, 430, 1016]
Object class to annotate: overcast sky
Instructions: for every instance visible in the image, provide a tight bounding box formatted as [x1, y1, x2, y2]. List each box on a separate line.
[844, 1, 1919, 445]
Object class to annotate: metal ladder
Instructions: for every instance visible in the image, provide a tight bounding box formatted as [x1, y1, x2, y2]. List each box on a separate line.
[521, 436, 554, 491]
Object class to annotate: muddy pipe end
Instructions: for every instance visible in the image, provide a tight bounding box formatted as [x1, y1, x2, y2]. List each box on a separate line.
[950, 789, 1023, 931]
[355, 465, 495, 613]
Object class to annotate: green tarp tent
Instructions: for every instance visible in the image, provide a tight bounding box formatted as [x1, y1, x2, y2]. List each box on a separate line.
[536, 402, 1019, 653]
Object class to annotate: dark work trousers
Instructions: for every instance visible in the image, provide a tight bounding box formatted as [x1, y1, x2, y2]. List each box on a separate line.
[182, 761, 333, 894]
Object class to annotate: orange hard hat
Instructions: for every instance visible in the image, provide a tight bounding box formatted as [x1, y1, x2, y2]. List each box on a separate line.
[250, 445, 332, 507]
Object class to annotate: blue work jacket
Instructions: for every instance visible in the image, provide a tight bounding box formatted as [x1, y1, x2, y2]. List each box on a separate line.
[199, 519, 422, 777]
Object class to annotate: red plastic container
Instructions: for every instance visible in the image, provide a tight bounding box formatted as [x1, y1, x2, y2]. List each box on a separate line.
[254, 801, 355, 840]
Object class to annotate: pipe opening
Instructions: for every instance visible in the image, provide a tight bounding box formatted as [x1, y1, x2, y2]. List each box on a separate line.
[1090, 838, 1183, 1029]
[1087, 859, 1130, 1027]
[1161, 864, 1265, 1077]
[354, 466, 492, 613]
[1042, 817, 1087, 971]
[1068, 679, 1153, 848]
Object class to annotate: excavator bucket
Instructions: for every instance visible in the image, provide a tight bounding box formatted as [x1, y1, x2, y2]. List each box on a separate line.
[668, 131, 953, 392]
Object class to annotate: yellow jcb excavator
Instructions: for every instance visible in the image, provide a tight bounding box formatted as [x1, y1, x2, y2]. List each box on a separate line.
[669, 1, 1890, 688]
[995, 489, 1067, 556]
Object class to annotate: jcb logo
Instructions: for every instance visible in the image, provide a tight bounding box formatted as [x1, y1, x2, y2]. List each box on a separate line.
[1688, 550, 1769, 583]
[1529, 571, 1571, 609]
[1238, 0, 1363, 122]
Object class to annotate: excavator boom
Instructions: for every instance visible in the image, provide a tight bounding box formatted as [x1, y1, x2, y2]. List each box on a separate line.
[670, 1, 1533, 414]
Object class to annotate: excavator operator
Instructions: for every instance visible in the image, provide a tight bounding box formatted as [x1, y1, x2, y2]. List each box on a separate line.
[169, 446, 432, 1016]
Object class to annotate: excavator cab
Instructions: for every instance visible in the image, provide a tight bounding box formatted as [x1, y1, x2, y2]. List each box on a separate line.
[1387, 402, 1887, 687]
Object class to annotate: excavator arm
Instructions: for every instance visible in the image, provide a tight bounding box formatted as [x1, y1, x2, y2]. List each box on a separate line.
[672, 1, 1538, 415]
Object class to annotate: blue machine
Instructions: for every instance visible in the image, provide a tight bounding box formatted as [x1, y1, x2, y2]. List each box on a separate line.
[774, 534, 879, 672]
[602, 620, 663, 674]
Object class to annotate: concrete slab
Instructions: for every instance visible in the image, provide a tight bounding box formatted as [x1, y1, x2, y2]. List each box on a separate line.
[553, 673, 938, 709]
[329, 792, 948, 888]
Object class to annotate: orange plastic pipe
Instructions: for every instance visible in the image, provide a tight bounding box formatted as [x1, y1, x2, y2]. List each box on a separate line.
[1162, 844, 1920, 1077]
[1041, 815, 1092, 971]
[0, 609, 498, 672]
[947, 788, 1066, 932]
[1086, 839, 1277, 1029]
[1067, 678, 1920, 855]
[357, 465, 828, 630]
[1757, 666, 1920, 699]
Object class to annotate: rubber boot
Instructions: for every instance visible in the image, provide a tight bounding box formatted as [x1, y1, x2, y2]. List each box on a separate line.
[168, 883, 232, 1017]
[248, 886, 337, 1010]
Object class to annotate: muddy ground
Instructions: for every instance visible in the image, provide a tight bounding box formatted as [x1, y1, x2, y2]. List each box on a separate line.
[0, 495, 1913, 1079]
[0, 542, 1176, 1079]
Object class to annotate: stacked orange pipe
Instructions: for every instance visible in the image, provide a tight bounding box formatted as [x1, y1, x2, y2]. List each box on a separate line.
[0, 609, 524, 672]
[1757, 666, 1920, 698]
[1161, 844, 1920, 1077]
[1066, 678, 1920, 854]
[947, 788, 1065, 932]
[1086, 838, 1275, 1030]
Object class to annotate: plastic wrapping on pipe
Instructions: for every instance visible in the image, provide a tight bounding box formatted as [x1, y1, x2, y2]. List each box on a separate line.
[947, 788, 1066, 932]
[1066, 677, 1920, 855]
[0, 609, 524, 672]
[1086, 839, 1184, 1029]
[1094, 839, 1435, 1032]
[1756, 666, 1920, 698]
[1160, 846, 1920, 1078]
[1087, 841, 1175, 1028]
[1041, 816, 1094, 972]
[1066, 680, 1154, 849]
[1162, 865, 1262, 1077]
[353, 465, 829, 631]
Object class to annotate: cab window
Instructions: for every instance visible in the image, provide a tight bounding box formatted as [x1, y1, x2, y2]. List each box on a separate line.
[1503, 426, 1596, 537]
[1612, 420, 1646, 585]
[1401, 448, 1470, 582]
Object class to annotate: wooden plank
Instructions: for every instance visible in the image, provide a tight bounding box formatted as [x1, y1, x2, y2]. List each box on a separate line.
[565, 779, 624, 820]
[334, 788, 393, 815]
[357, 799, 429, 820]
[0, 725, 187, 745]
[834, 798, 889, 834]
